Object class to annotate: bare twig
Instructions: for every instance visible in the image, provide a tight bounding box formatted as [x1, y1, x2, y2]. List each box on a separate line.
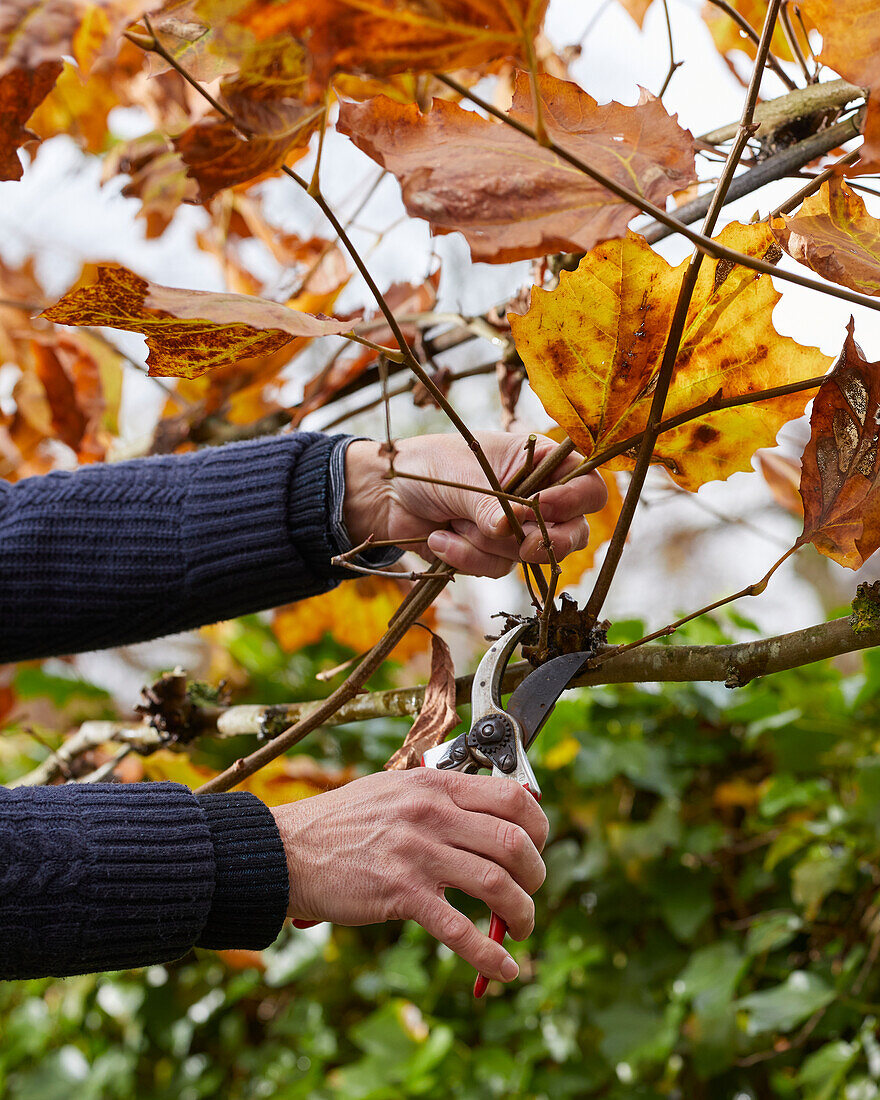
[657, 0, 683, 98]
[702, 0, 797, 90]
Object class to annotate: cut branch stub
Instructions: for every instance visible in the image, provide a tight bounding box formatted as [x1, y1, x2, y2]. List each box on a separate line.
[41, 264, 353, 378]
[337, 71, 696, 264]
[797, 318, 880, 569]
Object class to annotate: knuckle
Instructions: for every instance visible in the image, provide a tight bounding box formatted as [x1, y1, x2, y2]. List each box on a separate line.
[481, 862, 508, 897]
[499, 821, 527, 860]
[437, 907, 471, 948]
[399, 794, 435, 825]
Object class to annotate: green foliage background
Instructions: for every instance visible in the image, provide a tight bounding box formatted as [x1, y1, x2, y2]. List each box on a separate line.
[4, 613, 880, 1099]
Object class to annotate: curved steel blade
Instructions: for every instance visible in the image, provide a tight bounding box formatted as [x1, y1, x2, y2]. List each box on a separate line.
[470, 622, 530, 721]
[505, 651, 593, 751]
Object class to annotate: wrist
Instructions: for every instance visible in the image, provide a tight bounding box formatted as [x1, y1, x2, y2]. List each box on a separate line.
[342, 439, 394, 546]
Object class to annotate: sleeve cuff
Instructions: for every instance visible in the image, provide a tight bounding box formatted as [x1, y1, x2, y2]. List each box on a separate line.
[327, 436, 405, 572]
[195, 792, 289, 950]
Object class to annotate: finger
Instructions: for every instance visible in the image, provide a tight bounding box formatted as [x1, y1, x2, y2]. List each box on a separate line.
[449, 517, 590, 564]
[439, 808, 545, 895]
[412, 894, 520, 982]
[439, 850, 536, 941]
[425, 531, 515, 578]
[529, 470, 608, 523]
[425, 770, 550, 852]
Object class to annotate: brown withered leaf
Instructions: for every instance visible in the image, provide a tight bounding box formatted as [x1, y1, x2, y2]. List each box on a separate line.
[759, 450, 803, 518]
[797, 0, 879, 172]
[797, 319, 880, 568]
[772, 179, 880, 297]
[30, 334, 108, 461]
[510, 223, 832, 492]
[103, 136, 198, 237]
[0, 60, 61, 180]
[338, 71, 696, 263]
[233, 0, 548, 87]
[385, 631, 458, 771]
[41, 264, 352, 378]
[173, 35, 321, 201]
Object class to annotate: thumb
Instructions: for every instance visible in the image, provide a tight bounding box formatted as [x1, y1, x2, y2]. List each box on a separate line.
[468, 493, 525, 540]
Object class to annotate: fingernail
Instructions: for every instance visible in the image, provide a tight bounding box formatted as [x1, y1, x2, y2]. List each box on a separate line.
[427, 532, 450, 555]
[500, 954, 519, 981]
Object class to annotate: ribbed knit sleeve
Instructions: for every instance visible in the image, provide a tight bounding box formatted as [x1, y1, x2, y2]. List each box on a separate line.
[0, 433, 358, 663]
[0, 783, 289, 979]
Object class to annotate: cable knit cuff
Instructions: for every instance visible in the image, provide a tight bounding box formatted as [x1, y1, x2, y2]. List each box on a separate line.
[195, 792, 289, 950]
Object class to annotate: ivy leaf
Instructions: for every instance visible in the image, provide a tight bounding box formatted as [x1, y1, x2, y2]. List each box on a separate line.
[772, 178, 880, 297]
[796, 318, 880, 569]
[797, 0, 879, 172]
[41, 264, 353, 378]
[385, 631, 458, 771]
[510, 223, 832, 491]
[338, 72, 696, 264]
[736, 971, 835, 1035]
[231, 0, 548, 86]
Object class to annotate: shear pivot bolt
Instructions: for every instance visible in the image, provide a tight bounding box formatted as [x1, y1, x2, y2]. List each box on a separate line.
[498, 752, 516, 773]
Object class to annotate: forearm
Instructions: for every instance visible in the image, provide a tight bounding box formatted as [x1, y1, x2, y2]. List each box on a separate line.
[0, 783, 288, 980]
[0, 433, 352, 662]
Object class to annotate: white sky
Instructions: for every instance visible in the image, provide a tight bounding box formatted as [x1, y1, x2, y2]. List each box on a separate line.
[1, 0, 877, 695]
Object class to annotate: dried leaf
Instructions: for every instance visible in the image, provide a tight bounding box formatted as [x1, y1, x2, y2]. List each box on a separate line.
[797, 0, 879, 172]
[772, 179, 880, 297]
[103, 136, 198, 237]
[797, 319, 880, 569]
[273, 575, 435, 663]
[41, 264, 352, 378]
[385, 631, 458, 770]
[759, 451, 803, 518]
[173, 35, 321, 201]
[338, 72, 696, 263]
[510, 223, 833, 491]
[0, 60, 61, 180]
[233, 0, 548, 86]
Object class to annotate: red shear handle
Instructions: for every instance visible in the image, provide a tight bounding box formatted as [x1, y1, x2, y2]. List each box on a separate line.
[473, 783, 541, 999]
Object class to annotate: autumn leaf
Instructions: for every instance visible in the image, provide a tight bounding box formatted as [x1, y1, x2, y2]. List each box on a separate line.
[796, 319, 880, 569]
[759, 451, 803, 518]
[0, 60, 61, 180]
[385, 631, 458, 770]
[41, 264, 353, 378]
[510, 223, 833, 492]
[30, 335, 107, 461]
[772, 179, 880, 298]
[702, 0, 809, 68]
[232, 0, 548, 87]
[616, 0, 654, 28]
[103, 137, 199, 238]
[797, 0, 879, 172]
[172, 35, 322, 201]
[273, 575, 434, 664]
[338, 71, 696, 264]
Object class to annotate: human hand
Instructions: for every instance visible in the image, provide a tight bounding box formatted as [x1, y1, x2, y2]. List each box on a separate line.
[342, 431, 606, 577]
[270, 768, 548, 984]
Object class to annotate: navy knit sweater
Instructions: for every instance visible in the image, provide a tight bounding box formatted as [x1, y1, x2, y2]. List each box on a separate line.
[1, 433, 391, 980]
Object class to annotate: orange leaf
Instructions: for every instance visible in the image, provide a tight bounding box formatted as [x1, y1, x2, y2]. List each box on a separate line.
[797, 0, 880, 173]
[173, 35, 322, 201]
[385, 631, 458, 770]
[616, 0, 654, 28]
[796, 319, 880, 569]
[0, 60, 61, 180]
[702, 0, 809, 68]
[103, 137, 199, 238]
[337, 72, 696, 263]
[510, 223, 832, 492]
[758, 451, 803, 518]
[232, 0, 548, 86]
[41, 263, 352, 378]
[273, 575, 434, 664]
[772, 178, 880, 297]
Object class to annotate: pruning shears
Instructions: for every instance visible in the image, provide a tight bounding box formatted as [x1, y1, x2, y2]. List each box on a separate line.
[421, 622, 595, 998]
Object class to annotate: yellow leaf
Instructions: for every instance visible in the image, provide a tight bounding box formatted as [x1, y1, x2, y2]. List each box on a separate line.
[273, 576, 434, 664]
[543, 735, 580, 770]
[510, 224, 832, 492]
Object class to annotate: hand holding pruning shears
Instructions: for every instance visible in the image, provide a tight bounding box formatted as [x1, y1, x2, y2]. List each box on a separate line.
[273, 623, 593, 996]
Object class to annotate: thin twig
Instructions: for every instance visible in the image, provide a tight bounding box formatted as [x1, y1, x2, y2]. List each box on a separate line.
[702, 0, 796, 90]
[780, 1, 813, 84]
[657, 0, 683, 98]
[583, 0, 784, 625]
[768, 148, 861, 217]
